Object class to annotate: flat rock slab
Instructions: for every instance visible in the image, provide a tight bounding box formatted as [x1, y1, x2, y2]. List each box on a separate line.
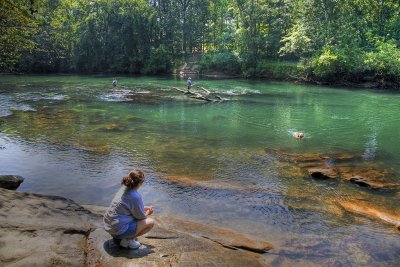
[338, 200, 400, 231]
[87, 225, 269, 267]
[86, 207, 272, 267]
[0, 188, 99, 231]
[0, 228, 87, 267]
[155, 216, 273, 253]
[0, 189, 272, 267]
[0, 188, 100, 267]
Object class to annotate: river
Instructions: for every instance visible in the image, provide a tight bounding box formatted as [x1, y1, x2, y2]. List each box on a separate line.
[0, 74, 399, 266]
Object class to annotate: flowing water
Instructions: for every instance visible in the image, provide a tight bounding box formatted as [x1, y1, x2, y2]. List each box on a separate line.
[0, 75, 399, 266]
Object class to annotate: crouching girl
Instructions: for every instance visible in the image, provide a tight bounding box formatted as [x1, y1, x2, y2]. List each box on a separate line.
[103, 169, 155, 249]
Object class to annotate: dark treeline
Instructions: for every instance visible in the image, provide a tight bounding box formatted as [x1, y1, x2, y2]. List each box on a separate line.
[1, 0, 400, 85]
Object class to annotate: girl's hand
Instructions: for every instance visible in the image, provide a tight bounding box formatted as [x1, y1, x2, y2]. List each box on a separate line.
[145, 206, 154, 216]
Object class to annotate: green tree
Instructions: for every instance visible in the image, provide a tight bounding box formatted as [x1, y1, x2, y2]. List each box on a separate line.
[0, 0, 40, 71]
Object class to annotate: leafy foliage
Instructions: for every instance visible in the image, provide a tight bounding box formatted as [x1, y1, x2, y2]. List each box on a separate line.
[1, 0, 400, 86]
[0, 0, 39, 71]
[308, 46, 363, 80]
[143, 45, 173, 74]
[362, 40, 400, 80]
[199, 50, 241, 74]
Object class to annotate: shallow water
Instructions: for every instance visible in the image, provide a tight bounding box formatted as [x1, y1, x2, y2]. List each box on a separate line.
[0, 75, 399, 266]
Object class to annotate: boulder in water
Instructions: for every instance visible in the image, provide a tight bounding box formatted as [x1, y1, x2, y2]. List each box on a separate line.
[265, 147, 399, 191]
[308, 168, 339, 179]
[338, 165, 399, 190]
[0, 175, 24, 190]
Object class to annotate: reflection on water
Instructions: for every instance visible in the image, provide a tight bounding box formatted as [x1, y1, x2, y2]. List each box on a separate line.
[363, 132, 378, 161]
[0, 75, 399, 266]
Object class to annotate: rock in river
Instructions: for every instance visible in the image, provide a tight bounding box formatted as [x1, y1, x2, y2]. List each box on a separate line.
[0, 175, 24, 190]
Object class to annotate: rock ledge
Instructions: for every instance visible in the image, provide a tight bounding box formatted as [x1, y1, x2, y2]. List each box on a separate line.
[0, 188, 272, 267]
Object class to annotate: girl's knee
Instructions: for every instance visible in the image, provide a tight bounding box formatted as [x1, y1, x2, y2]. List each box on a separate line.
[147, 218, 155, 227]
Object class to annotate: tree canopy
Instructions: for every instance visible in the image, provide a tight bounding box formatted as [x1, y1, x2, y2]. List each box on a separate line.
[1, 0, 400, 84]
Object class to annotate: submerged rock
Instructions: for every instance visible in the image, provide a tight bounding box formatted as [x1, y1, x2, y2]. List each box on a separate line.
[126, 115, 138, 121]
[0, 175, 24, 190]
[71, 142, 110, 153]
[348, 175, 395, 190]
[97, 123, 124, 132]
[338, 200, 400, 231]
[338, 166, 399, 190]
[308, 168, 339, 179]
[266, 148, 399, 191]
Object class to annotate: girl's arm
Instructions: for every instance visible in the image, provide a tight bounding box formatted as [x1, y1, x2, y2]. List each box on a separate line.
[144, 206, 153, 216]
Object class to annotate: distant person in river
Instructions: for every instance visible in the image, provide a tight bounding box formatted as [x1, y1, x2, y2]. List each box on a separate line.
[103, 169, 154, 249]
[112, 79, 117, 87]
[187, 77, 192, 91]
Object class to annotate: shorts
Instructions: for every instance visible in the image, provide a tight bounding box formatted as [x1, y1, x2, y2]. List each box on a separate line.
[113, 221, 137, 240]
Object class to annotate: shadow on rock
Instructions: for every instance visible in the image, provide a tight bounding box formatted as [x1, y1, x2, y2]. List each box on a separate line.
[103, 239, 155, 258]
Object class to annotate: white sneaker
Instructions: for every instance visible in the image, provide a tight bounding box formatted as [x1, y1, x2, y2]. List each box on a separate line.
[120, 238, 141, 249]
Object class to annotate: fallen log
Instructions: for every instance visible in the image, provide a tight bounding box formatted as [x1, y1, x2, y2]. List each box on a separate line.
[173, 87, 224, 102]
[197, 86, 211, 94]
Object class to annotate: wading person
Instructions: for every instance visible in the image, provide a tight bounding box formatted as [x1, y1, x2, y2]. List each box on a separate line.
[103, 169, 154, 249]
[187, 77, 192, 91]
[112, 78, 117, 87]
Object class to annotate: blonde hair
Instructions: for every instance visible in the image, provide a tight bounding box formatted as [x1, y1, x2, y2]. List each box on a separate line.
[121, 169, 145, 188]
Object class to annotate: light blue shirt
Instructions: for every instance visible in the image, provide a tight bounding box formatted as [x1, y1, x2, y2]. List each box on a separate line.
[103, 186, 146, 236]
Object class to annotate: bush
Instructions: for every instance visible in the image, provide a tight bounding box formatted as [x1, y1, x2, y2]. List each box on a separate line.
[362, 41, 400, 80]
[143, 45, 172, 74]
[255, 61, 305, 79]
[310, 48, 340, 79]
[308, 46, 363, 80]
[198, 51, 241, 74]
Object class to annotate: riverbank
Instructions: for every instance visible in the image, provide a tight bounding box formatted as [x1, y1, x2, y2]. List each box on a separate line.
[3, 68, 400, 90]
[0, 186, 272, 266]
[199, 72, 400, 90]
[177, 56, 400, 90]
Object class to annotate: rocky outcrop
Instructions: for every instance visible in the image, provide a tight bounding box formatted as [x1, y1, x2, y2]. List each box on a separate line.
[0, 175, 24, 190]
[87, 206, 272, 267]
[87, 215, 271, 267]
[0, 188, 98, 267]
[339, 166, 399, 190]
[162, 174, 256, 192]
[0, 188, 272, 267]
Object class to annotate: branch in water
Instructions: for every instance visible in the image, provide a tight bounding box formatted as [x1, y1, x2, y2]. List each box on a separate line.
[173, 87, 224, 102]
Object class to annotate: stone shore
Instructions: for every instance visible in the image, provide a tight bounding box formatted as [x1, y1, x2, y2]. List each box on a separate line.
[0, 188, 272, 267]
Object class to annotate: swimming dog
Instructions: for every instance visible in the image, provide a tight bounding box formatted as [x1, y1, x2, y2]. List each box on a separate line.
[293, 131, 304, 139]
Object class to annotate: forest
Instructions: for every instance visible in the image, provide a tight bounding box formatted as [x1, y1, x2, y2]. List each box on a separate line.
[1, 0, 400, 86]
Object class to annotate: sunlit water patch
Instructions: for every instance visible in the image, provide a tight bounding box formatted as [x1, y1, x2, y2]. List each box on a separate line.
[98, 89, 135, 102]
[10, 104, 37, 112]
[14, 92, 69, 102]
[223, 87, 261, 96]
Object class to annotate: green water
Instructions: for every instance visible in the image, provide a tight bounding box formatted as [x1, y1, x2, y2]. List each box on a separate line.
[0, 75, 399, 266]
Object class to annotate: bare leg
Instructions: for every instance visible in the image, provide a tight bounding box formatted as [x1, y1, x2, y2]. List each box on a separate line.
[135, 218, 155, 237]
